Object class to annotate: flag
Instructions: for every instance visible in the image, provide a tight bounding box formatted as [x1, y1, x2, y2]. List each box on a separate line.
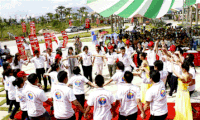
[29, 35, 40, 56]
[43, 33, 53, 50]
[21, 22, 26, 33]
[61, 31, 68, 48]
[69, 19, 72, 27]
[30, 21, 36, 35]
[85, 18, 90, 29]
[15, 37, 27, 60]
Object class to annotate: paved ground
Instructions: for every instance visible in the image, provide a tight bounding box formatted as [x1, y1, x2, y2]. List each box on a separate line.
[0, 41, 200, 119]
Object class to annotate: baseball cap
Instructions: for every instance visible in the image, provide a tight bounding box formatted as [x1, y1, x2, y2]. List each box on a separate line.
[126, 40, 130, 45]
[169, 45, 176, 51]
[148, 41, 154, 47]
[17, 71, 29, 78]
[55, 54, 62, 59]
[108, 45, 114, 50]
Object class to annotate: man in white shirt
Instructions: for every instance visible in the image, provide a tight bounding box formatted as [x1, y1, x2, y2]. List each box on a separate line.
[117, 47, 136, 72]
[144, 40, 158, 71]
[23, 39, 31, 58]
[45, 48, 54, 86]
[85, 75, 116, 120]
[144, 70, 168, 120]
[142, 39, 148, 48]
[125, 40, 135, 57]
[115, 71, 146, 120]
[154, 60, 168, 84]
[117, 38, 125, 51]
[3, 45, 10, 55]
[23, 73, 53, 120]
[51, 71, 85, 120]
[30, 50, 48, 91]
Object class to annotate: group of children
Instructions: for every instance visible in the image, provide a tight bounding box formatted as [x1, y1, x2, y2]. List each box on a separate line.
[1, 37, 197, 120]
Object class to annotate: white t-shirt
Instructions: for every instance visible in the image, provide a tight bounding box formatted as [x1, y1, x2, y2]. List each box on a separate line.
[12, 59, 26, 70]
[46, 54, 55, 68]
[142, 42, 148, 48]
[23, 84, 48, 117]
[188, 67, 196, 91]
[159, 71, 168, 83]
[117, 54, 136, 69]
[79, 52, 93, 66]
[141, 72, 151, 84]
[23, 43, 30, 50]
[16, 87, 27, 111]
[51, 83, 76, 119]
[87, 88, 115, 120]
[30, 56, 46, 69]
[7, 76, 16, 100]
[146, 81, 168, 116]
[125, 47, 135, 57]
[111, 70, 125, 83]
[115, 83, 140, 116]
[94, 51, 103, 64]
[49, 71, 58, 86]
[68, 75, 89, 95]
[106, 52, 117, 65]
[3, 76, 9, 90]
[145, 49, 156, 66]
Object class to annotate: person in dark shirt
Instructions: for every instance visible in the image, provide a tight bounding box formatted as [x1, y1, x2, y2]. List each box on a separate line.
[136, 42, 143, 67]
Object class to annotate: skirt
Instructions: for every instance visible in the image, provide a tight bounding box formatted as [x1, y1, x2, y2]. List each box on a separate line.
[174, 90, 193, 120]
[141, 83, 153, 103]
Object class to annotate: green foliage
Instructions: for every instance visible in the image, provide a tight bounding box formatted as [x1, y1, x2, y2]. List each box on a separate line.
[150, 19, 166, 29]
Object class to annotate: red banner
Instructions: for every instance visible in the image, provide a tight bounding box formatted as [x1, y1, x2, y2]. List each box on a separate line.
[30, 21, 36, 35]
[29, 35, 40, 56]
[96, 18, 99, 24]
[69, 19, 72, 27]
[85, 18, 90, 29]
[131, 17, 134, 23]
[15, 37, 27, 60]
[50, 33, 58, 44]
[43, 33, 53, 50]
[61, 31, 68, 48]
[21, 22, 26, 33]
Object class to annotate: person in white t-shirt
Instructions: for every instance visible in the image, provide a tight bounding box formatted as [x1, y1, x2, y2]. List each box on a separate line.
[30, 50, 48, 91]
[13, 77, 30, 120]
[12, 53, 29, 71]
[45, 48, 55, 86]
[125, 40, 135, 57]
[144, 70, 168, 120]
[67, 66, 96, 120]
[144, 40, 158, 71]
[5, 69, 20, 120]
[23, 39, 31, 58]
[115, 71, 146, 120]
[85, 75, 116, 120]
[154, 60, 168, 84]
[51, 71, 85, 120]
[44, 63, 60, 86]
[142, 39, 148, 49]
[23, 73, 53, 120]
[116, 47, 136, 72]
[93, 45, 104, 75]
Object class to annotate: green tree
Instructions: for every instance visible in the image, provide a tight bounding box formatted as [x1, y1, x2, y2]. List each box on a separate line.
[56, 6, 65, 22]
[54, 13, 60, 20]
[46, 12, 54, 21]
[66, 8, 72, 19]
[0, 18, 6, 39]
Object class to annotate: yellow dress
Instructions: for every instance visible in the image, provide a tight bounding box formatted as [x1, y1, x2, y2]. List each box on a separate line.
[141, 66, 153, 103]
[174, 78, 193, 120]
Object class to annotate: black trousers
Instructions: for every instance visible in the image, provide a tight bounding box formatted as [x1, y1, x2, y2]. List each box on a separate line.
[118, 112, 138, 120]
[46, 68, 51, 86]
[190, 90, 194, 97]
[57, 114, 75, 120]
[166, 72, 172, 88]
[169, 75, 178, 96]
[149, 113, 168, 120]
[9, 100, 20, 119]
[82, 65, 92, 82]
[22, 111, 30, 120]
[6, 90, 10, 105]
[75, 94, 85, 120]
[36, 68, 47, 90]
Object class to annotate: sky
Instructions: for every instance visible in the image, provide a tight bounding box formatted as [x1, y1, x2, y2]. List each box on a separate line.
[0, 0, 87, 19]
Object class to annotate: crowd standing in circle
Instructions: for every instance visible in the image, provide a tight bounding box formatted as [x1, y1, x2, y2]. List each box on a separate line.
[0, 26, 198, 120]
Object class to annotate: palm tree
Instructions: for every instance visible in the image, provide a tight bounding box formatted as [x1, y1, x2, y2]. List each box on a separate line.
[20, 19, 25, 23]
[54, 13, 60, 20]
[73, 13, 79, 20]
[66, 8, 72, 19]
[56, 6, 65, 22]
[46, 12, 53, 21]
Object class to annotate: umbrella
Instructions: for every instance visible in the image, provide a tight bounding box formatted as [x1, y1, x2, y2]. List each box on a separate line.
[87, 0, 200, 19]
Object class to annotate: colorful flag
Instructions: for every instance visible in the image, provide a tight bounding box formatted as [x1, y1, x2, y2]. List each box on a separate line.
[85, 18, 90, 29]
[21, 22, 26, 33]
[29, 35, 40, 56]
[15, 37, 27, 60]
[43, 33, 53, 50]
[61, 31, 68, 48]
[69, 19, 72, 27]
[96, 18, 99, 24]
[30, 21, 36, 35]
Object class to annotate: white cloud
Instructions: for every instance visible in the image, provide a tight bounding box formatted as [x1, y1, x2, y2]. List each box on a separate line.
[0, 0, 22, 10]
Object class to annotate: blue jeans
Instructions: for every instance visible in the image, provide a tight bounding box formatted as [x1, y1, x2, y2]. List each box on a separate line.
[29, 111, 51, 120]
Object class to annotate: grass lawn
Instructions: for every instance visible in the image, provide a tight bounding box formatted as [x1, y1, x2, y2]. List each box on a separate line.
[0, 99, 6, 106]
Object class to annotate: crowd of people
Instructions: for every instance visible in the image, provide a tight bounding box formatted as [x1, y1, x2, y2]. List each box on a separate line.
[0, 26, 198, 120]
